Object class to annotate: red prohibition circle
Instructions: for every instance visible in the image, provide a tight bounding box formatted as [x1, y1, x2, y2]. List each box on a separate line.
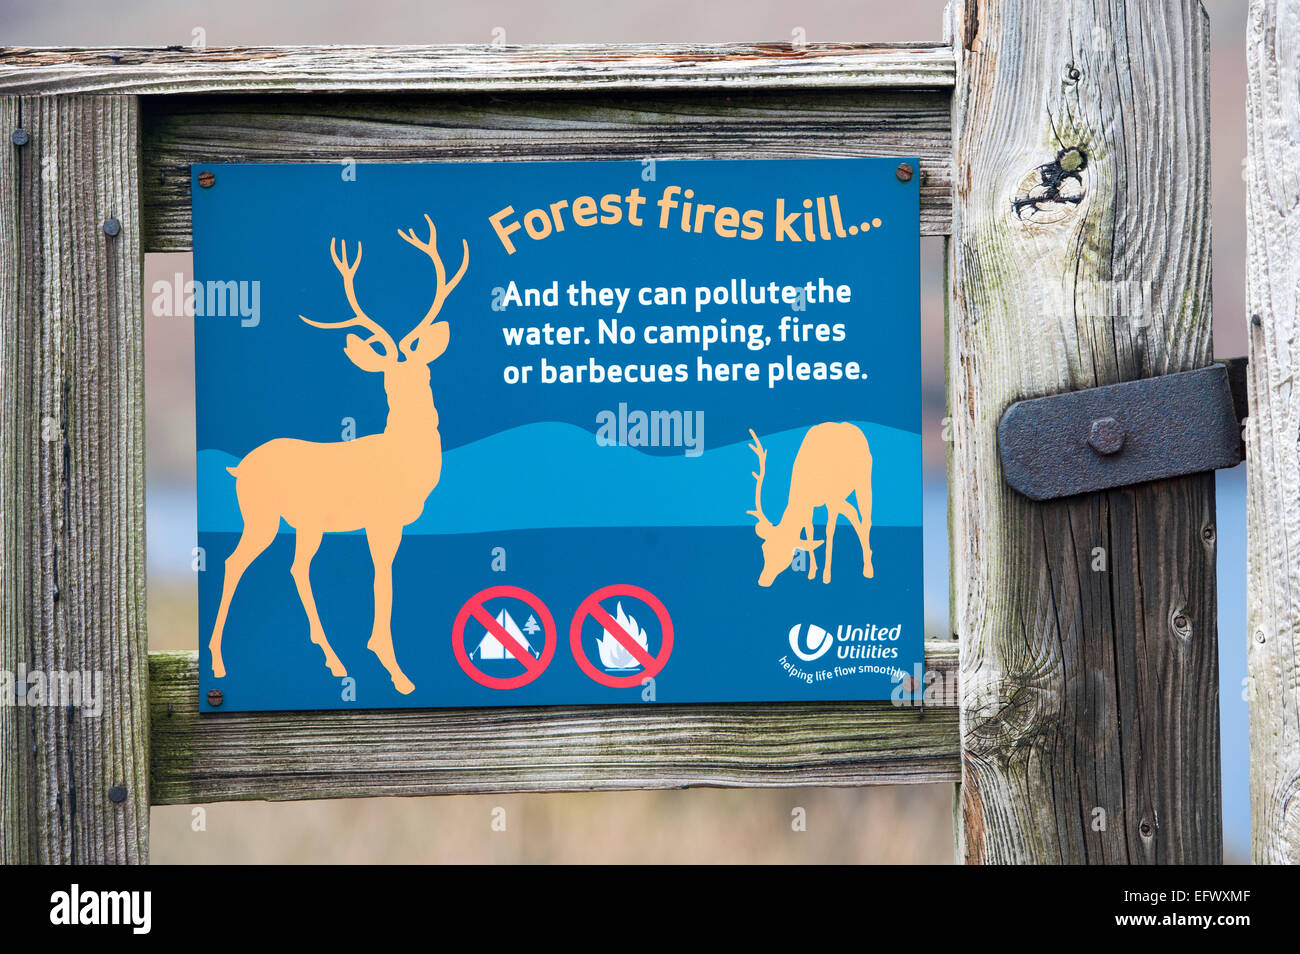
[570, 584, 674, 688]
[452, 585, 557, 690]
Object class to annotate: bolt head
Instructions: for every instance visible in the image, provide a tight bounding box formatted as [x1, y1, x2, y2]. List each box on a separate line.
[108, 785, 127, 804]
[198, 170, 216, 189]
[102, 218, 121, 237]
[206, 688, 224, 707]
[895, 162, 914, 183]
[10, 129, 28, 147]
[1087, 417, 1125, 455]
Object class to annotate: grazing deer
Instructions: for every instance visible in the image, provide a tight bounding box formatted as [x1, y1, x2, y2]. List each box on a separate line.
[746, 423, 874, 587]
[209, 215, 468, 695]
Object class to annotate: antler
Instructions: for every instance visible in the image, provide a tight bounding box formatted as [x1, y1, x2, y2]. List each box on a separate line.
[299, 239, 398, 357]
[746, 428, 770, 526]
[396, 214, 469, 355]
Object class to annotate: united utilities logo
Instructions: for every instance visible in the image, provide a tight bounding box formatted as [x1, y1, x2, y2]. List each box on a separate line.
[788, 623, 833, 662]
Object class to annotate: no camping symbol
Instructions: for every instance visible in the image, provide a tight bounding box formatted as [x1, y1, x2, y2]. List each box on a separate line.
[570, 584, 674, 688]
[452, 585, 557, 690]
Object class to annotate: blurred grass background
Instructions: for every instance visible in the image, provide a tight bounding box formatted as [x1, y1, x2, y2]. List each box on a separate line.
[152, 784, 955, 864]
[3, 0, 1253, 863]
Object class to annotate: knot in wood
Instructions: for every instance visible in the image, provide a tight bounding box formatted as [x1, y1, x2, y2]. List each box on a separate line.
[963, 671, 1056, 761]
[1058, 147, 1086, 174]
[1263, 772, 1300, 861]
[1013, 147, 1088, 222]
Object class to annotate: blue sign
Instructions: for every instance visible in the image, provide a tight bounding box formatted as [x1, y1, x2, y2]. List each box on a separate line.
[192, 158, 922, 712]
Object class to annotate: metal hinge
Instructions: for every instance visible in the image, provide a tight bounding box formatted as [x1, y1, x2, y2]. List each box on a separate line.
[997, 358, 1247, 501]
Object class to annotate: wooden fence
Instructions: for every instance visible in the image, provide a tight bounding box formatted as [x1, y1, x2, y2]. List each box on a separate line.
[0, 0, 1296, 864]
[1246, 0, 1300, 865]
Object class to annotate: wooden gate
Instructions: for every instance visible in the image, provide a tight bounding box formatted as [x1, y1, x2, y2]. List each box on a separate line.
[0, 0, 1294, 864]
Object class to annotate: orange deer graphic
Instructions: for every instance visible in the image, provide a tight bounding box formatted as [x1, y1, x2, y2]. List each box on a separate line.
[747, 423, 874, 587]
[209, 215, 468, 695]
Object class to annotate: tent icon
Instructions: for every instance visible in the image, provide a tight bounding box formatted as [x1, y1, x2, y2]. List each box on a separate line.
[470, 608, 539, 660]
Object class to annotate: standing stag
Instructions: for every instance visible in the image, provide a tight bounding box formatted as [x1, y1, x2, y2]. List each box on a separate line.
[209, 215, 468, 695]
[747, 422, 874, 586]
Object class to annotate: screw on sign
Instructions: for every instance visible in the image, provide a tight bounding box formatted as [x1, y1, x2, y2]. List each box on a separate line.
[452, 585, 557, 690]
[570, 584, 673, 688]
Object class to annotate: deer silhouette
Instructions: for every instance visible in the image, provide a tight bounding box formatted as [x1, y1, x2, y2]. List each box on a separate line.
[208, 215, 468, 695]
[747, 423, 874, 587]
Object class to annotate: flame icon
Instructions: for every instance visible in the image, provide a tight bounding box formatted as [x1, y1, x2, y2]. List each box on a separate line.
[596, 602, 650, 670]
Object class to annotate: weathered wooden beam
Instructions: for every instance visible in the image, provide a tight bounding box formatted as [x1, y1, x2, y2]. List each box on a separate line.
[1246, 0, 1300, 865]
[0, 96, 149, 863]
[138, 90, 953, 251]
[148, 642, 957, 804]
[0, 44, 955, 97]
[947, 1, 1220, 863]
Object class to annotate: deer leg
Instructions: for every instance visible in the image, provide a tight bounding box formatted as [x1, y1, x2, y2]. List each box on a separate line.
[291, 527, 347, 678]
[804, 521, 818, 579]
[848, 483, 874, 579]
[365, 524, 415, 695]
[823, 509, 839, 584]
[209, 510, 279, 678]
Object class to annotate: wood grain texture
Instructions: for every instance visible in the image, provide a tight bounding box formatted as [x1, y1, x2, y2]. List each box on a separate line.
[138, 90, 953, 252]
[948, 1, 1220, 863]
[0, 44, 954, 97]
[0, 96, 149, 862]
[0, 96, 26, 864]
[149, 643, 957, 804]
[1246, 0, 1300, 865]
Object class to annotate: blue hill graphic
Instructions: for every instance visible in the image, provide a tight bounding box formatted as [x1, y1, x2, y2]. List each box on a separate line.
[198, 421, 921, 534]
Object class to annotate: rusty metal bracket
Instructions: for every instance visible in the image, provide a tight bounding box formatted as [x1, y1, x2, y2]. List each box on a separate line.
[997, 359, 1247, 501]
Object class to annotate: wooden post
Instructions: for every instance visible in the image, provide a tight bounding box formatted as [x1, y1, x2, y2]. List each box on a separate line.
[0, 95, 149, 863]
[948, 1, 1220, 862]
[1246, 0, 1300, 865]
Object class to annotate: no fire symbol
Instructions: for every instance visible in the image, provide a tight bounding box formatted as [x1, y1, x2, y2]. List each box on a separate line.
[570, 584, 674, 688]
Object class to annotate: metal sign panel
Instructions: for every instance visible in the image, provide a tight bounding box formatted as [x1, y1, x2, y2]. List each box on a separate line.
[192, 158, 922, 712]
